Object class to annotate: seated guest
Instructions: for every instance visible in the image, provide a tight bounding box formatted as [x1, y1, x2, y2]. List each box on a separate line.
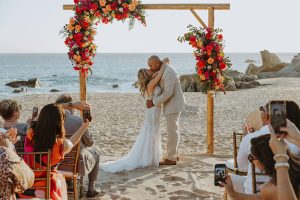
[0, 99, 28, 136]
[0, 128, 34, 199]
[22, 103, 90, 200]
[269, 119, 300, 200]
[233, 100, 300, 194]
[222, 134, 300, 199]
[56, 94, 101, 198]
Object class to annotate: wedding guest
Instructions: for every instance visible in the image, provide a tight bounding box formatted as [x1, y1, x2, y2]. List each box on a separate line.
[269, 119, 300, 200]
[222, 134, 300, 199]
[22, 103, 90, 200]
[0, 128, 34, 200]
[0, 99, 28, 136]
[233, 101, 300, 194]
[56, 94, 101, 198]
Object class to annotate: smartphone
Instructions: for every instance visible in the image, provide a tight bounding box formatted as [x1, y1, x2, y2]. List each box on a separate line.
[32, 107, 38, 120]
[214, 164, 226, 186]
[269, 101, 286, 134]
[0, 128, 7, 134]
[83, 110, 92, 122]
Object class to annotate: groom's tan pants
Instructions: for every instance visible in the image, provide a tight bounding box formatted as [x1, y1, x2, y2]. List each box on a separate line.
[165, 113, 180, 161]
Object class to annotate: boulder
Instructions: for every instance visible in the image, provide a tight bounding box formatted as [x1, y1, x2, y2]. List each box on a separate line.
[245, 50, 289, 75]
[6, 78, 40, 88]
[236, 81, 261, 89]
[224, 70, 243, 82]
[224, 78, 237, 91]
[50, 89, 59, 92]
[241, 74, 258, 82]
[245, 59, 256, 63]
[257, 54, 300, 78]
[13, 87, 27, 93]
[180, 74, 196, 92]
[112, 84, 119, 88]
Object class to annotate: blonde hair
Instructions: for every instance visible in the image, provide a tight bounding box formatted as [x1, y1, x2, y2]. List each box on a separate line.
[0, 99, 20, 120]
[137, 68, 151, 98]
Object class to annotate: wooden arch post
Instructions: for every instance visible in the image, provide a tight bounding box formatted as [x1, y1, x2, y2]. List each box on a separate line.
[63, 3, 230, 153]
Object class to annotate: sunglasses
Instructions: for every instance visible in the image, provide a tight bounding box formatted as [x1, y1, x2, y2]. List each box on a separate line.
[248, 154, 257, 163]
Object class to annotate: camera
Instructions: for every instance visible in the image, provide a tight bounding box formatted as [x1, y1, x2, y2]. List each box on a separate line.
[214, 164, 226, 186]
[269, 101, 286, 134]
[83, 110, 92, 122]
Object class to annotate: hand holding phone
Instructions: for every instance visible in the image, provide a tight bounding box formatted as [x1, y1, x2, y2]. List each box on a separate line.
[83, 110, 92, 122]
[32, 107, 38, 120]
[269, 101, 286, 134]
[214, 164, 226, 186]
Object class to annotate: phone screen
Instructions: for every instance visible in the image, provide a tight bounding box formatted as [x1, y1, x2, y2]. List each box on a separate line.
[214, 164, 226, 186]
[32, 107, 38, 119]
[270, 101, 286, 134]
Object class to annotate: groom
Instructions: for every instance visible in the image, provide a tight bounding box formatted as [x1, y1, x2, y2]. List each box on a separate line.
[146, 55, 185, 165]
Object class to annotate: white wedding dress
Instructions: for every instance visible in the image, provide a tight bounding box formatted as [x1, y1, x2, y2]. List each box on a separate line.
[100, 86, 162, 173]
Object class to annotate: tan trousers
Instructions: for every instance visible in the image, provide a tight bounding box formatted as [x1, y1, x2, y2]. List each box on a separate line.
[165, 113, 180, 161]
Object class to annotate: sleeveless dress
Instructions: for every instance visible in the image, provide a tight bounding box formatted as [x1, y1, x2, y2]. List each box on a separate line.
[100, 86, 162, 173]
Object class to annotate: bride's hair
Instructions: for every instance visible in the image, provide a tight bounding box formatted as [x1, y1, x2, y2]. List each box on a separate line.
[137, 68, 151, 98]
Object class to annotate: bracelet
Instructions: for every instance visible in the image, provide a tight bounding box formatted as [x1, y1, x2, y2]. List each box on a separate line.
[68, 102, 73, 108]
[274, 154, 289, 161]
[274, 162, 290, 170]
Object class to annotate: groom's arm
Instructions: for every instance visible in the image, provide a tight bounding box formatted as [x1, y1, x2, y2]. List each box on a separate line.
[153, 70, 176, 106]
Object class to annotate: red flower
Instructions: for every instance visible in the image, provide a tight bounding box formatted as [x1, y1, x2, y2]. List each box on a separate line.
[88, 61, 93, 66]
[74, 33, 83, 42]
[110, 2, 118, 10]
[102, 17, 109, 24]
[210, 71, 216, 77]
[189, 36, 196, 44]
[64, 38, 70, 45]
[74, 0, 79, 4]
[204, 71, 209, 79]
[196, 61, 205, 68]
[95, 11, 101, 17]
[220, 62, 226, 70]
[197, 68, 203, 75]
[91, 3, 98, 11]
[73, 66, 81, 70]
[75, 7, 82, 15]
[217, 34, 223, 40]
[206, 33, 212, 40]
[81, 21, 89, 29]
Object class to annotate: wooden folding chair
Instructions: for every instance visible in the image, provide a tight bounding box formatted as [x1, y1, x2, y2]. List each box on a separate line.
[57, 140, 83, 200]
[15, 135, 26, 152]
[226, 132, 247, 175]
[17, 150, 51, 199]
[224, 132, 247, 200]
[251, 163, 267, 194]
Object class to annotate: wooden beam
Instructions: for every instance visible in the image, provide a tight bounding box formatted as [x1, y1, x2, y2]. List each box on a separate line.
[190, 9, 207, 29]
[63, 4, 230, 11]
[207, 7, 215, 154]
[208, 7, 215, 28]
[79, 72, 87, 102]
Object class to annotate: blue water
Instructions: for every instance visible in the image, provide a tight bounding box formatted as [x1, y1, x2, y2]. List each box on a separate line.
[0, 53, 296, 96]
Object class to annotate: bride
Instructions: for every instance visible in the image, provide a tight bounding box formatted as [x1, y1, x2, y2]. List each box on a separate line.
[100, 58, 169, 173]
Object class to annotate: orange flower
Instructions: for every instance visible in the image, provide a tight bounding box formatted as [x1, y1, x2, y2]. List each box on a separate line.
[111, 13, 116, 18]
[197, 40, 203, 48]
[75, 25, 81, 32]
[106, 4, 112, 11]
[122, 3, 128, 8]
[69, 17, 75, 25]
[128, 4, 136, 11]
[67, 24, 74, 31]
[207, 58, 214, 64]
[132, 0, 138, 6]
[102, 8, 108, 14]
[99, 0, 106, 7]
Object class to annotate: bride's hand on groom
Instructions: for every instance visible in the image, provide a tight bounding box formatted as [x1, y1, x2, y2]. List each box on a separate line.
[162, 57, 169, 64]
[146, 100, 154, 109]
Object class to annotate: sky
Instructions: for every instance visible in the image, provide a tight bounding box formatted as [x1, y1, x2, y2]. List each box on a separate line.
[0, 0, 299, 53]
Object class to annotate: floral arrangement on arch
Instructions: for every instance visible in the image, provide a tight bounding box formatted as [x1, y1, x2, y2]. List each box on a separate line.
[61, 0, 146, 76]
[178, 25, 232, 93]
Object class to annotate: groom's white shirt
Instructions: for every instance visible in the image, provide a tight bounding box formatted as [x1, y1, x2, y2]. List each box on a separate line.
[153, 64, 185, 115]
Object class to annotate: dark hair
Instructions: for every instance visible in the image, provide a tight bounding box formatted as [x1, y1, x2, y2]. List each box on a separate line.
[265, 100, 300, 130]
[33, 104, 66, 152]
[0, 99, 20, 120]
[55, 94, 73, 104]
[251, 134, 300, 197]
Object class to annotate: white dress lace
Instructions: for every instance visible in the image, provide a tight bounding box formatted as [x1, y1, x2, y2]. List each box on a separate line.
[100, 86, 162, 173]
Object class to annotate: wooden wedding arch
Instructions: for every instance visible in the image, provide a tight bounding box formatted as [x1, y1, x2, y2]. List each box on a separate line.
[63, 3, 230, 154]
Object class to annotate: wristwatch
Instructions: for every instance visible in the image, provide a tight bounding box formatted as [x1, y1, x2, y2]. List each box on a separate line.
[68, 102, 73, 108]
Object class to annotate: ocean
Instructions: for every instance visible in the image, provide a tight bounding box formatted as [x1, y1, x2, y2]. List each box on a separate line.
[0, 53, 296, 97]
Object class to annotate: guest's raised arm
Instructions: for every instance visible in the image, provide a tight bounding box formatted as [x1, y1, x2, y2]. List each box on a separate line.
[60, 101, 90, 111]
[147, 58, 168, 95]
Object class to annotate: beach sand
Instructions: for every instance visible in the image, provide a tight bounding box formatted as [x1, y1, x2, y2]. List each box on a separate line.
[2, 77, 300, 200]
